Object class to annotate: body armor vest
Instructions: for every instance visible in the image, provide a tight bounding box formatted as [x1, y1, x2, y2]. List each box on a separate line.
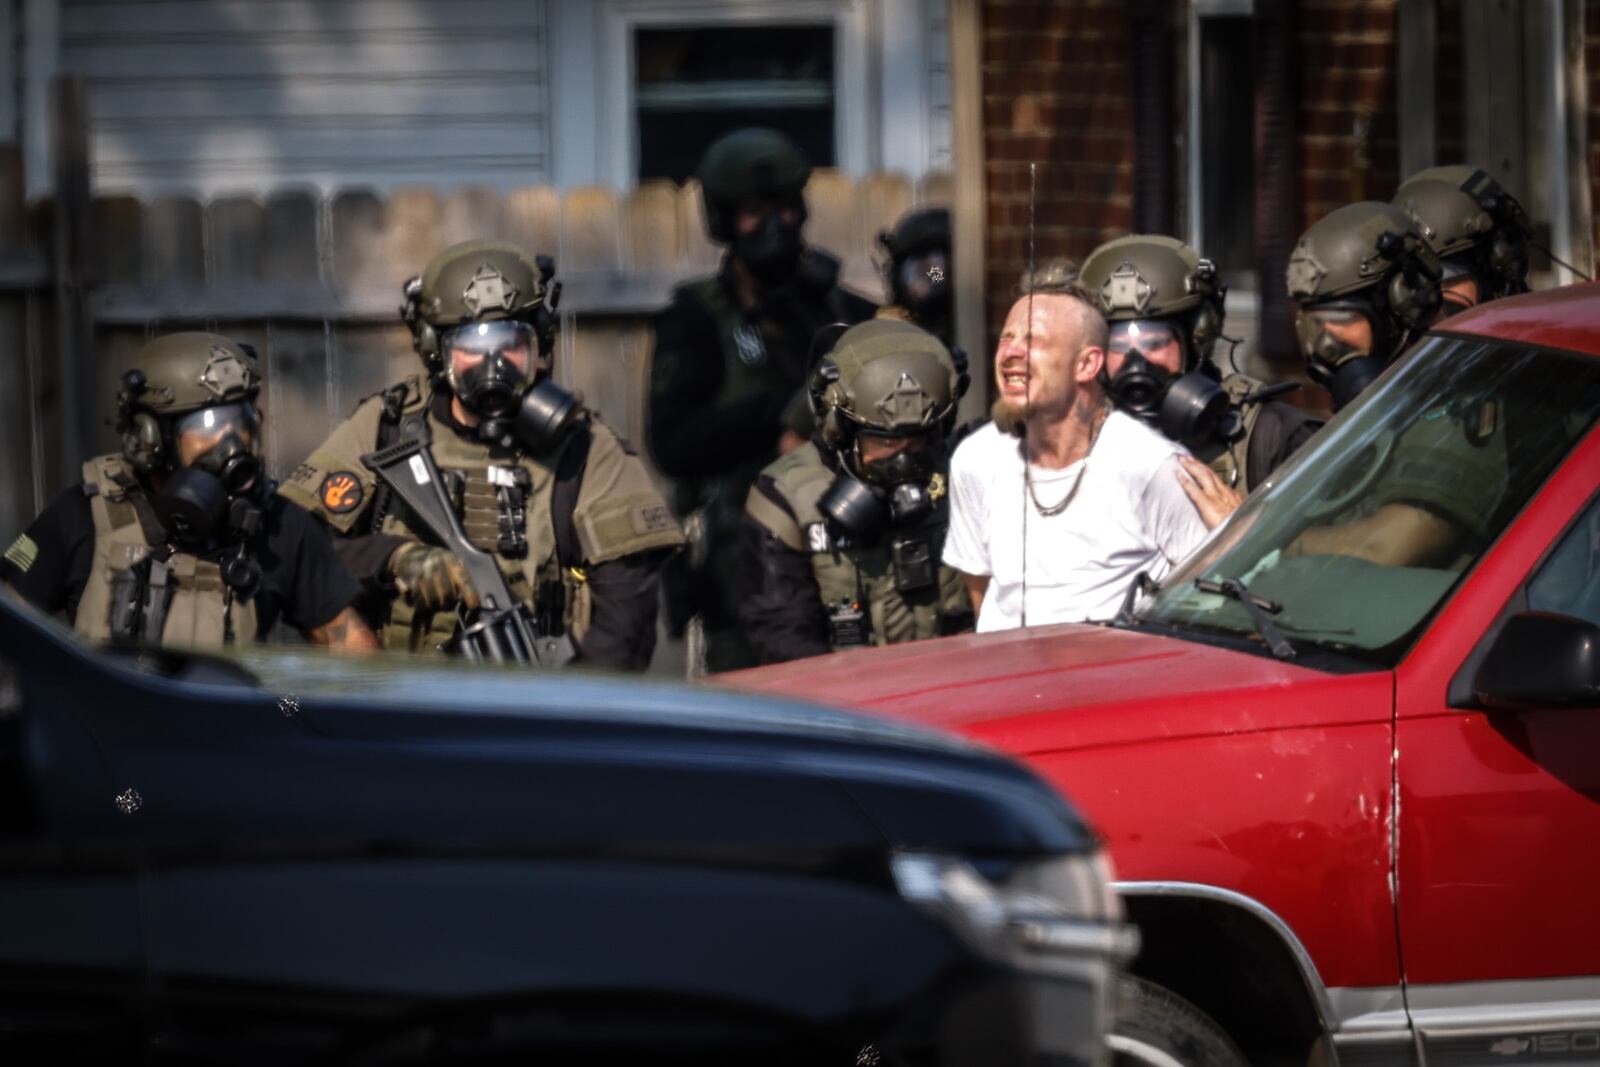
[77, 455, 259, 648]
[280, 375, 681, 658]
[1199, 373, 1270, 491]
[375, 395, 584, 655]
[752, 443, 970, 650]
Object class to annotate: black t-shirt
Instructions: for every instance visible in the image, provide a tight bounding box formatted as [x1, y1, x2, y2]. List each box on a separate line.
[0, 484, 358, 638]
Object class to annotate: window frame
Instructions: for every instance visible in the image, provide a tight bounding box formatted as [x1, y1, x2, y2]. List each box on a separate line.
[597, 0, 872, 190]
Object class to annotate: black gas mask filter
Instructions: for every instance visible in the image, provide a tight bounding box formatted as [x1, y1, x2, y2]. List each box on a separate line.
[1105, 320, 1235, 447]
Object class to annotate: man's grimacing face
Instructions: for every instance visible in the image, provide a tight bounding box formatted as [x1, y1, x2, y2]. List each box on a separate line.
[993, 294, 1103, 421]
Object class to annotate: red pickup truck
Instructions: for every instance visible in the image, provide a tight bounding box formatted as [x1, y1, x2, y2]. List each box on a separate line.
[726, 285, 1600, 1067]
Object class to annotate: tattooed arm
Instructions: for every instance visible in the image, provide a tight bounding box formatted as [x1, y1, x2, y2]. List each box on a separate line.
[303, 607, 380, 654]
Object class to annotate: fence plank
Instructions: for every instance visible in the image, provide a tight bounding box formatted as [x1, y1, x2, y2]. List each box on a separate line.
[262, 190, 320, 285]
[209, 196, 262, 284]
[441, 185, 504, 247]
[678, 179, 720, 274]
[918, 170, 954, 207]
[803, 168, 860, 266]
[93, 196, 143, 285]
[263, 322, 332, 479]
[560, 186, 622, 273]
[144, 196, 205, 286]
[386, 187, 443, 282]
[624, 180, 680, 273]
[860, 172, 913, 257]
[329, 189, 387, 298]
[502, 184, 560, 261]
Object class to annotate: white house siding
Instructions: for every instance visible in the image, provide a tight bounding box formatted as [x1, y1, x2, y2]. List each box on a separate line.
[927, 0, 950, 170]
[59, 0, 550, 197]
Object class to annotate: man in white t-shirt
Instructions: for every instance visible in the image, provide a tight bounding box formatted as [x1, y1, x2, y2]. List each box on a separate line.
[943, 266, 1232, 631]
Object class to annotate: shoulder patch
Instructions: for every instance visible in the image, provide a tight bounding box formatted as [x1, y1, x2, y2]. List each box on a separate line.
[806, 522, 832, 553]
[319, 472, 365, 514]
[3, 533, 38, 573]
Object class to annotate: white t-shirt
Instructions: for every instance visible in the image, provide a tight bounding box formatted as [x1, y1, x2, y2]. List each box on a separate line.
[943, 411, 1211, 631]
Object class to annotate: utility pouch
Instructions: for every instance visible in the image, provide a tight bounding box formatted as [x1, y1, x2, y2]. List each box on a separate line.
[889, 535, 937, 594]
[535, 576, 567, 638]
[108, 555, 174, 643]
[826, 598, 867, 647]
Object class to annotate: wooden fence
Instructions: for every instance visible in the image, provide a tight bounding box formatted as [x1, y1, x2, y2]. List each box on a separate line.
[0, 165, 952, 544]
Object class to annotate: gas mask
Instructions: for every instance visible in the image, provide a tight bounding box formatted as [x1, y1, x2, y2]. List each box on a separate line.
[444, 319, 539, 420]
[1105, 320, 1233, 447]
[1433, 257, 1482, 321]
[820, 433, 942, 545]
[1296, 306, 1384, 412]
[476, 377, 582, 455]
[154, 402, 266, 579]
[734, 209, 804, 286]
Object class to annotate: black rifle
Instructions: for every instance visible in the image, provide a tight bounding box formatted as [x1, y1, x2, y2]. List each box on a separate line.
[361, 427, 575, 668]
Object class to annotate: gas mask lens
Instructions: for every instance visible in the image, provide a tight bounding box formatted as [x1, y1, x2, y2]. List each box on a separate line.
[1108, 319, 1181, 367]
[174, 402, 262, 493]
[1294, 307, 1368, 367]
[444, 319, 538, 418]
[896, 251, 950, 310]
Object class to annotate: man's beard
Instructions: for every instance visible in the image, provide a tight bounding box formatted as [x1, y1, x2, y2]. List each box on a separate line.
[991, 376, 1076, 438]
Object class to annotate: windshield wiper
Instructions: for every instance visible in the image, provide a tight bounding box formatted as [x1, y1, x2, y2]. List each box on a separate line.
[1194, 577, 1297, 660]
[1112, 571, 1160, 626]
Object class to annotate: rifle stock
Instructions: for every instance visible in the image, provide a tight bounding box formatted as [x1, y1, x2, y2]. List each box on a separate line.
[360, 431, 574, 668]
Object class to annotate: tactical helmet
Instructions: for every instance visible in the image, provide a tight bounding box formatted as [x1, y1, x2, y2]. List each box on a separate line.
[879, 207, 949, 262]
[1288, 202, 1442, 330]
[401, 239, 559, 379]
[115, 332, 262, 475]
[697, 127, 812, 244]
[1393, 165, 1532, 298]
[1078, 234, 1226, 366]
[810, 319, 965, 451]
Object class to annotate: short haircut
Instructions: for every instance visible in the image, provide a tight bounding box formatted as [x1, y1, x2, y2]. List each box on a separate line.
[1015, 257, 1108, 351]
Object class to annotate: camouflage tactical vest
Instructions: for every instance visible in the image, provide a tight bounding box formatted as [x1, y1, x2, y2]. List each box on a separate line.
[76, 455, 260, 648]
[1200, 373, 1269, 491]
[279, 376, 681, 656]
[745, 442, 970, 650]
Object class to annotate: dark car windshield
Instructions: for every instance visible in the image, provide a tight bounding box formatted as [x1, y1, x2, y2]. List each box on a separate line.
[1135, 336, 1600, 667]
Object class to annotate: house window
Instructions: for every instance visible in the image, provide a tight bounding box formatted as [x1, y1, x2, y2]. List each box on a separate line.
[1194, 13, 1255, 280]
[634, 25, 836, 184]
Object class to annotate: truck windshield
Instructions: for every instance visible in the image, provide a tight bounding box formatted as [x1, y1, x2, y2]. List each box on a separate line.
[1136, 336, 1600, 667]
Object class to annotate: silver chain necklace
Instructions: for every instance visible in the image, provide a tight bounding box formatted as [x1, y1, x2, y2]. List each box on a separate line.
[1023, 407, 1107, 517]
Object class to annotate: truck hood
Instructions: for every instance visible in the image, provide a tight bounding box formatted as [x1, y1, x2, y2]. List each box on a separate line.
[720, 622, 1389, 755]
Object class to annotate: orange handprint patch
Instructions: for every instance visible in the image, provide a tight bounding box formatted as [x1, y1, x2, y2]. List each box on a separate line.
[319, 472, 365, 514]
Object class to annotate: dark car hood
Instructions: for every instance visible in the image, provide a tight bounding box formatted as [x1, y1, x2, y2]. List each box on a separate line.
[720, 622, 1391, 755]
[41, 642, 1093, 859]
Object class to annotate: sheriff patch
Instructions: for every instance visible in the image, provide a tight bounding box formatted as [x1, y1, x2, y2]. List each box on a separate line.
[806, 522, 832, 553]
[319, 472, 365, 514]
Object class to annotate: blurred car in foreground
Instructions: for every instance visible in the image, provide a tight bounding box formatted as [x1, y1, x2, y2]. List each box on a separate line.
[0, 591, 1130, 1065]
[726, 285, 1600, 1067]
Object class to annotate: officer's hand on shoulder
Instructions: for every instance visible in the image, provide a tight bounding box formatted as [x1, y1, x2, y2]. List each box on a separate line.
[388, 542, 478, 612]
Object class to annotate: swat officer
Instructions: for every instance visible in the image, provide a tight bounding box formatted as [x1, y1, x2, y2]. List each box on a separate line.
[740, 318, 972, 663]
[877, 206, 953, 348]
[0, 332, 375, 651]
[280, 240, 682, 670]
[1393, 165, 1532, 320]
[1078, 234, 1322, 492]
[1282, 202, 1505, 567]
[1286, 201, 1443, 412]
[648, 127, 876, 672]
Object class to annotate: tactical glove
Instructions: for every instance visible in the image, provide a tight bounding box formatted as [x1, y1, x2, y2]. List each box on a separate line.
[388, 542, 479, 612]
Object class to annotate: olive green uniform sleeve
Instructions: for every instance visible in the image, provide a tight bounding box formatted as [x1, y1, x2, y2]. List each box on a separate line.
[277, 396, 388, 534]
[570, 421, 685, 566]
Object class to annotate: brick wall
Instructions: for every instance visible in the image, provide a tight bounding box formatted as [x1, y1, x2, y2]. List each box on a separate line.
[1297, 0, 1401, 232]
[980, 0, 1134, 338]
